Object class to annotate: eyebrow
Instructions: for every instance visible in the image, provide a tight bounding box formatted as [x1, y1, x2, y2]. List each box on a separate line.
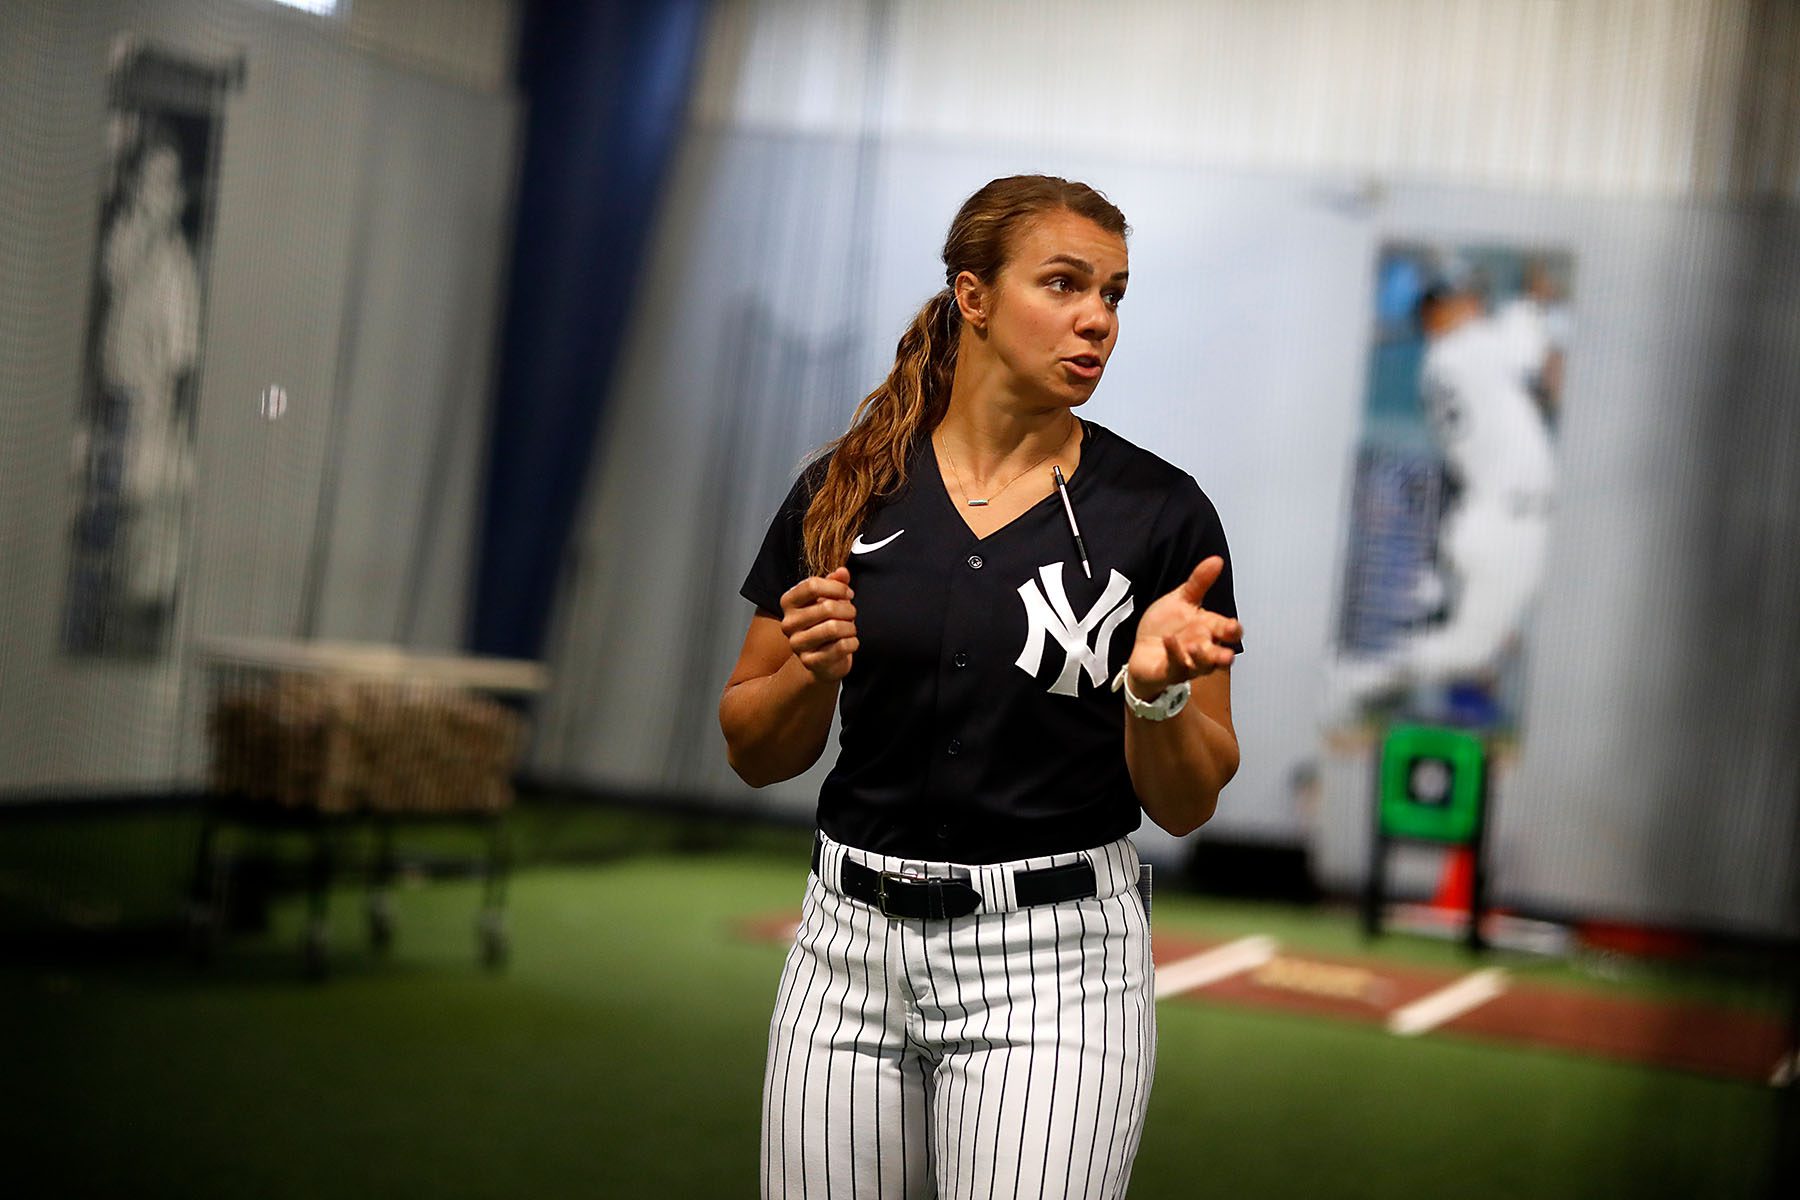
[1040, 254, 1129, 282]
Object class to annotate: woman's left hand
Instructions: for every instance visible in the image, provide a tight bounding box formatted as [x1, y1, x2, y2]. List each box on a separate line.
[1125, 556, 1242, 696]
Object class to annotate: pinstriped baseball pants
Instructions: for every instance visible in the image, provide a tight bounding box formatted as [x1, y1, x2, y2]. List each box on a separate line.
[760, 833, 1155, 1200]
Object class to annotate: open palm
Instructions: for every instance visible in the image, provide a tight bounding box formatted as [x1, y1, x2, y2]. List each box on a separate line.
[1126, 556, 1242, 694]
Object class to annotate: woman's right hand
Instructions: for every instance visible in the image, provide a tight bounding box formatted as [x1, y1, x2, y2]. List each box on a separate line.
[779, 566, 858, 682]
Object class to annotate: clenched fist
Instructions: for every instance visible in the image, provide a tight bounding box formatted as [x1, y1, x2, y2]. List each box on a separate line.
[780, 567, 860, 682]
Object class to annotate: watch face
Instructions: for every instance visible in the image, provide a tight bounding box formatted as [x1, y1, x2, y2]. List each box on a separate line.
[1160, 682, 1191, 719]
[1126, 679, 1188, 720]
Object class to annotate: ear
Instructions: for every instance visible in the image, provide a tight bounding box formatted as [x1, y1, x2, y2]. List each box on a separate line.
[952, 270, 988, 332]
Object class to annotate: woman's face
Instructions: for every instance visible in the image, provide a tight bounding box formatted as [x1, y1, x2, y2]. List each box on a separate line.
[975, 208, 1128, 406]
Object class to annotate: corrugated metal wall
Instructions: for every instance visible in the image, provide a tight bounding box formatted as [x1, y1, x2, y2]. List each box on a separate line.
[693, 0, 1792, 200]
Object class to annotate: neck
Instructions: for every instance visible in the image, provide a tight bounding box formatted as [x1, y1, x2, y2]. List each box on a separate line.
[938, 355, 1076, 478]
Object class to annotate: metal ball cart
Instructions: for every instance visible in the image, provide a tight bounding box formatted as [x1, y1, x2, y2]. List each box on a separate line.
[188, 638, 547, 978]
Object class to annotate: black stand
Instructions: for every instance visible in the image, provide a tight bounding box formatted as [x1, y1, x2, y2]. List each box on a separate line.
[1361, 740, 1491, 955]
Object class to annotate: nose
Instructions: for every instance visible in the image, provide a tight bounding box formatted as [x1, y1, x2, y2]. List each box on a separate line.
[1074, 293, 1113, 342]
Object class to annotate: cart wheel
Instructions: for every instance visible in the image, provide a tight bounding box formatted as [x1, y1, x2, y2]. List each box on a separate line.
[478, 911, 509, 970]
[303, 922, 330, 980]
[367, 895, 395, 953]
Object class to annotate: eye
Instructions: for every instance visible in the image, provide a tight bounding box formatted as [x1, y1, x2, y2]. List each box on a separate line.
[1104, 289, 1125, 310]
[1046, 275, 1074, 293]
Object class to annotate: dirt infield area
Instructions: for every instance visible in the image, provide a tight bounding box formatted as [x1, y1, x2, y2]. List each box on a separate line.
[738, 916, 1792, 1086]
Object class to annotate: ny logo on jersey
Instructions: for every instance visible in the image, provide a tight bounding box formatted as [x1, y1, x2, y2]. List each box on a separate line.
[1014, 564, 1135, 696]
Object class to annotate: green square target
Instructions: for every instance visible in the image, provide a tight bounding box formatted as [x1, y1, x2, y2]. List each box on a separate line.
[1378, 724, 1486, 843]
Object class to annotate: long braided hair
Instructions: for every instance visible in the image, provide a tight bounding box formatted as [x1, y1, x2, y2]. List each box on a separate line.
[801, 175, 1129, 575]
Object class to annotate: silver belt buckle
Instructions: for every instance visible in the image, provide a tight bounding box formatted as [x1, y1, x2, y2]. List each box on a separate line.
[876, 869, 921, 917]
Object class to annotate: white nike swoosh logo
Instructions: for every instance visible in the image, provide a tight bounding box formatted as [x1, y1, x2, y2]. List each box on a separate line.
[850, 529, 904, 555]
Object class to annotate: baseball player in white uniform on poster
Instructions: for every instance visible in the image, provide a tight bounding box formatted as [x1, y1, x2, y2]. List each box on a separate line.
[1330, 249, 1569, 729]
[721, 176, 1244, 1198]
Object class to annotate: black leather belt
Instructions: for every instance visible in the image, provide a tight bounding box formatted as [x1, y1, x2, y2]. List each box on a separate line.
[811, 836, 1098, 919]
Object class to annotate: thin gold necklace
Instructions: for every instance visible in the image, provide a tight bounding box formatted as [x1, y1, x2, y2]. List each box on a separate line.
[937, 416, 1078, 508]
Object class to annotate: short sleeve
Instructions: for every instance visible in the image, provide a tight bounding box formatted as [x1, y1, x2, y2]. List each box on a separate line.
[739, 460, 825, 615]
[1147, 474, 1243, 653]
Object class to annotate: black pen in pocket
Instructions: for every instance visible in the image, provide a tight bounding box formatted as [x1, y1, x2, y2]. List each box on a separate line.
[1051, 465, 1091, 579]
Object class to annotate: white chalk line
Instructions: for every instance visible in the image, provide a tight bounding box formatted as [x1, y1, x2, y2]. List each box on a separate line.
[1154, 935, 1279, 1000]
[1386, 967, 1509, 1036]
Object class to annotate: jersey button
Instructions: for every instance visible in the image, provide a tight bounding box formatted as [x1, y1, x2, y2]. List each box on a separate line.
[946, 738, 962, 756]
[935, 824, 951, 840]
[952, 651, 969, 668]
[967, 554, 983, 570]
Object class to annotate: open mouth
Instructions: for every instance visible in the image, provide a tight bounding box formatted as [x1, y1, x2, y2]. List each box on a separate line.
[1065, 355, 1103, 370]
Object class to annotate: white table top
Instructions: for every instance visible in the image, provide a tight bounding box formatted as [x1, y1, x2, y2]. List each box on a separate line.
[193, 637, 548, 695]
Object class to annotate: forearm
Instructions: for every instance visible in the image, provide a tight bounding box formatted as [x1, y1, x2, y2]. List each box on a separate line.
[1124, 697, 1240, 837]
[720, 654, 841, 787]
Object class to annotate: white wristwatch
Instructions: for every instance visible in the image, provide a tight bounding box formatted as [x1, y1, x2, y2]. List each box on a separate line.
[1110, 665, 1190, 721]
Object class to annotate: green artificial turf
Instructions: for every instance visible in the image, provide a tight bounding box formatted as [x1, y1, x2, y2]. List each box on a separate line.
[1142, 990, 1775, 1199]
[0, 847, 1781, 1199]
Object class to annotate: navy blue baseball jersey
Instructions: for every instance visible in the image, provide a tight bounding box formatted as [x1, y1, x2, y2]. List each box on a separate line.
[740, 419, 1240, 863]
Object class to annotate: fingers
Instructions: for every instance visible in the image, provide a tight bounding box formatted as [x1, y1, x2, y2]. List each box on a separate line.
[797, 638, 857, 680]
[781, 572, 854, 610]
[1190, 610, 1240, 668]
[787, 616, 858, 654]
[1165, 631, 1234, 676]
[780, 572, 859, 679]
[1178, 556, 1223, 605]
[1156, 612, 1237, 683]
[1162, 634, 1196, 679]
[780, 595, 855, 630]
[779, 574, 857, 639]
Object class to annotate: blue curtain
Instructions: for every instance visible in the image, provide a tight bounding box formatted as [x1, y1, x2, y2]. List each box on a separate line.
[471, 0, 712, 660]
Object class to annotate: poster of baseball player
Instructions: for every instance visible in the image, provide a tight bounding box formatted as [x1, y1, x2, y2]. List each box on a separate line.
[61, 38, 240, 659]
[1326, 241, 1572, 735]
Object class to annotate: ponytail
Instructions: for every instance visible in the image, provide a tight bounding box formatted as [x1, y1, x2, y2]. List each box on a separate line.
[801, 288, 960, 575]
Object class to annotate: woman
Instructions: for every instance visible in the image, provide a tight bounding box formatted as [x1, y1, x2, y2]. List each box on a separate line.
[720, 175, 1243, 1199]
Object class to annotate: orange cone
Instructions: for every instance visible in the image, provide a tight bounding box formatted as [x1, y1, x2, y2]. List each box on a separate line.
[1430, 845, 1476, 912]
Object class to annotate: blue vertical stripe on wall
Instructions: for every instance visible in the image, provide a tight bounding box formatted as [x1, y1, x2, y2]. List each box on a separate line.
[472, 0, 711, 660]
